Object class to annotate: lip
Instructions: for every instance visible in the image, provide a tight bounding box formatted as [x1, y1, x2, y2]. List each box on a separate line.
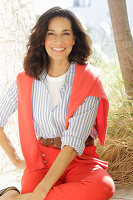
[51, 47, 66, 53]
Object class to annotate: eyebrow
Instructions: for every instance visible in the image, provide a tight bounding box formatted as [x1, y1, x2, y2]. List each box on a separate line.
[47, 29, 71, 32]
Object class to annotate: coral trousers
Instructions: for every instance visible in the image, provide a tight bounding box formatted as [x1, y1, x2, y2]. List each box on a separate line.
[21, 141, 115, 200]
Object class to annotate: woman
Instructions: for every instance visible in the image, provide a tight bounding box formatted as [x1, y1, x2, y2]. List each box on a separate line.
[0, 7, 115, 200]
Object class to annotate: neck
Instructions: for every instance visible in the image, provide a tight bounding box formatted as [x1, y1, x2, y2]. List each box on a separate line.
[48, 59, 70, 77]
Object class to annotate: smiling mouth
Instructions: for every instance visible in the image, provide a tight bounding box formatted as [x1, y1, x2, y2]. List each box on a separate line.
[51, 47, 66, 52]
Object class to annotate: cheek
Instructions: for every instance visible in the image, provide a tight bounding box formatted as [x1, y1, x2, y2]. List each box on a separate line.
[45, 40, 50, 48]
[65, 39, 74, 48]
[44, 37, 52, 49]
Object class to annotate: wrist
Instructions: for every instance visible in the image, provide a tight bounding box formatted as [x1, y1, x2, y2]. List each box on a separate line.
[12, 155, 20, 165]
[35, 180, 50, 194]
[12, 157, 26, 169]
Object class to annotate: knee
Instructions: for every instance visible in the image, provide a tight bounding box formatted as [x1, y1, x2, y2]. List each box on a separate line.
[96, 174, 115, 200]
[80, 168, 115, 200]
[81, 175, 115, 200]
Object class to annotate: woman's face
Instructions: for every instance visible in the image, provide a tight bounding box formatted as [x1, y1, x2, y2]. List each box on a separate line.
[45, 17, 75, 62]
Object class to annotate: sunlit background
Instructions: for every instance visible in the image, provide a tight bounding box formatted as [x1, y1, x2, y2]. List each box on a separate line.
[33, 0, 133, 30]
[33, 0, 133, 64]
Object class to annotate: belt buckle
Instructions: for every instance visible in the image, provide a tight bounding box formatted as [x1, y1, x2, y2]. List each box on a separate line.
[46, 138, 54, 146]
[53, 137, 61, 149]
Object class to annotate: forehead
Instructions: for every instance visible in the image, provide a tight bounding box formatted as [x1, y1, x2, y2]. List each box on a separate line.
[48, 17, 72, 30]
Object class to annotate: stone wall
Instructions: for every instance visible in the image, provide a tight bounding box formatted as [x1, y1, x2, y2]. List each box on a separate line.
[0, 0, 35, 188]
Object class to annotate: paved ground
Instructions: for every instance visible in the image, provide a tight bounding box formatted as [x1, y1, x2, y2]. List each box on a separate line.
[111, 186, 133, 200]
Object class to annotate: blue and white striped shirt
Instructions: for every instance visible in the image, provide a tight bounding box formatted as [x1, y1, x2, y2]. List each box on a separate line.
[0, 63, 100, 155]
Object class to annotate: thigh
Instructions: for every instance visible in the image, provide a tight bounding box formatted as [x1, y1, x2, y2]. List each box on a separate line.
[45, 163, 114, 200]
[65, 162, 99, 183]
[21, 167, 63, 194]
[63, 162, 115, 200]
[21, 142, 62, 194]
[21, 167, 47, 194]
[65, 161, 114, 187]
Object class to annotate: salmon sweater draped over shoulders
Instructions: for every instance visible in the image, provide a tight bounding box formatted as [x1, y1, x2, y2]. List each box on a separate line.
[17, 63, 109, 171]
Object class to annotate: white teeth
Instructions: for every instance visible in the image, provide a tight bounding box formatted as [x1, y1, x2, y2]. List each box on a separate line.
[52, 48, 65, 51]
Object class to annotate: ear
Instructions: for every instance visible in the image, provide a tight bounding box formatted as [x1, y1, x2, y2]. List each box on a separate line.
[73, 40, 75, 46]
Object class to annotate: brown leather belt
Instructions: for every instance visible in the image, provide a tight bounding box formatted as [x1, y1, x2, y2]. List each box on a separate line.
[39, 135, 94, 149]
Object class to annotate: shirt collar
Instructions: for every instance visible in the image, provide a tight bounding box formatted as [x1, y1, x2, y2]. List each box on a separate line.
[65, 62, 76, 87]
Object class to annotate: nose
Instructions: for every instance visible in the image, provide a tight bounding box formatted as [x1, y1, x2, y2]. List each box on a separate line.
[54, 35, 63, 45]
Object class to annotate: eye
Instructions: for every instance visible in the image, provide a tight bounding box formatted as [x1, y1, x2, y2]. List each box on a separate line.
[47, 32, 54, 36]
[63, 32, 70, 35]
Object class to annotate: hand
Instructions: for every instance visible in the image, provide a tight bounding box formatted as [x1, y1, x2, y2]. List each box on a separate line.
[13, 152, 46, 170]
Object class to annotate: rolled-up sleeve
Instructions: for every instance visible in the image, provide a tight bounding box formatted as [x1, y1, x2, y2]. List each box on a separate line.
[0, 81, 18, 127]
[61, 96, 100, 155]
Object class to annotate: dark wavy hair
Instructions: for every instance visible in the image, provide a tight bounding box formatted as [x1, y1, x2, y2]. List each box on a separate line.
[24, 7, 92, 79]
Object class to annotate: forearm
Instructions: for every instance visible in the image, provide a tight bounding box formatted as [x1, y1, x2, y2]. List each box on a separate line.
[0, 126, 21, 166]
[36, 145, 77, 194]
